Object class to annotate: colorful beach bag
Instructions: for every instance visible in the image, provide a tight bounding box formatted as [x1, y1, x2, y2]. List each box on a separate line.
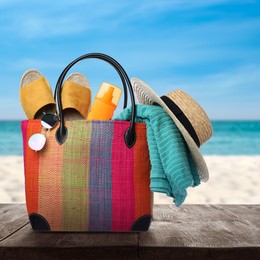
[21, 53, 152, 232]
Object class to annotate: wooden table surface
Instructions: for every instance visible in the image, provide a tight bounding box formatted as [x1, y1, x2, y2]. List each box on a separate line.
[0, 204, 260, 259]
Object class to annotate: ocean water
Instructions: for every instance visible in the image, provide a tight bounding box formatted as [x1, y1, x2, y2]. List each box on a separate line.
[0, 121, 23, 156]
[201, 121, 260, 155]
[0, 120, 260, 156]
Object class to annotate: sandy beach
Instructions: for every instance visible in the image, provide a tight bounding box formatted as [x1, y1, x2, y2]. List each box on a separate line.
[0, 155, 259, 204]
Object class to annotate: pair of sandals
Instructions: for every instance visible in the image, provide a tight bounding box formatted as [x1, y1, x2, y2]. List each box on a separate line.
[20, 69, 91, 121]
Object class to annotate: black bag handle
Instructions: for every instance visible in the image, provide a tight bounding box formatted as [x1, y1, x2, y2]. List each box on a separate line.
[54, 53, 136, 148]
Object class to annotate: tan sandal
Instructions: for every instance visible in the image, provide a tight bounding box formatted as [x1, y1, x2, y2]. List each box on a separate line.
[20, 70, 91, 121]
[62, 72, 91, 120]
[20, 69, 56, 119]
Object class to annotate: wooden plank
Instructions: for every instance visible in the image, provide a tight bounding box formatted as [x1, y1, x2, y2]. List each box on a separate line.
[0, 204, 29, 241]
[139, 247, 260, 260]
[0, 217, 138, 259]
[0, 247, 138, 260]
[1, 204, 260, 259]
[217, 204, 260, 227]
[139, 204, 260, 259]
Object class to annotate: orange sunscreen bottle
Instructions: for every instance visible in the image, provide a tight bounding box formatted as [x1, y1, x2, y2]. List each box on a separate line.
[87, 82, 122, 120]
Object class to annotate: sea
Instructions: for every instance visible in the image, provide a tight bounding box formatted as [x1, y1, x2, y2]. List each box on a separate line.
[0, 120, 260, 156]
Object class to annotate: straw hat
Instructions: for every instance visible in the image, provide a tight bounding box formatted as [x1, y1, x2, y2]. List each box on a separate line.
[131, 78, 213, 182]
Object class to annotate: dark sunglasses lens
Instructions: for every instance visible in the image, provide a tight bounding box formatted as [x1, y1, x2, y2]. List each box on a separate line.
[41, 113, 59, 129]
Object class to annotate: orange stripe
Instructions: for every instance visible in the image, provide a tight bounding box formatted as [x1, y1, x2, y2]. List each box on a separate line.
[23, 120, 42, 214]
[38, 124, 63, 231]
[134, 123, 152, 221]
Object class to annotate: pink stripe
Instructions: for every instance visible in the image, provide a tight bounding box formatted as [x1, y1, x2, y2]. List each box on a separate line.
[112, 122, 135, 231]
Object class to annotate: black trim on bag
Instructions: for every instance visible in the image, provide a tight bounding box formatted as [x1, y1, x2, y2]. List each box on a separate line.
[29, 213, 51, 231]
[131, 215, 152, 231]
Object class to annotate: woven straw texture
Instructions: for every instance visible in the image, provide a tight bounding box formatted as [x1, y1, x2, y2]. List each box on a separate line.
[22, 120, 151, 232]
[166, 90, 212, 146]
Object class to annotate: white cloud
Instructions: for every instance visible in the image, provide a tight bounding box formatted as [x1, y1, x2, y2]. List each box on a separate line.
[1, 0, 258, 40]
[0, 1, 131, 35]
[10, 58, 65, 70]
[0, 0, 17, 6]
[170, 64, 260, 119]
[24, 17, 87, 38]
[190, 64, 260, 95]
[148, 64, 260, 99]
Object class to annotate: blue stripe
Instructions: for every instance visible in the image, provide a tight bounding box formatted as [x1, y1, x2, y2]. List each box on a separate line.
[88, 121, 113, 231]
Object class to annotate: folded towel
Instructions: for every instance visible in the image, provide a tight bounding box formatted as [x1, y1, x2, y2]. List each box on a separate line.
[115, 105, 200, 207]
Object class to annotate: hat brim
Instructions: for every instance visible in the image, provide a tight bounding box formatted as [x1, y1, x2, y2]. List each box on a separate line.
[131, 77, 209, 182]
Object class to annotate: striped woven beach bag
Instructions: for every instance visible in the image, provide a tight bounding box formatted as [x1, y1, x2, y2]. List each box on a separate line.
[21, 53, 152, 232]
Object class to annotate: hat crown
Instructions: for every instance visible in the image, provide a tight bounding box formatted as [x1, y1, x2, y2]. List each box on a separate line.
[165, 90, 212, 146]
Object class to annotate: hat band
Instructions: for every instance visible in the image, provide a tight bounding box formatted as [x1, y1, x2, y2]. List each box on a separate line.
[161, 95, 200, 147]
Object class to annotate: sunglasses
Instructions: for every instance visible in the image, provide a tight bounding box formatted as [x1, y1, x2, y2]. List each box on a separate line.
[28, 113, 59, 151]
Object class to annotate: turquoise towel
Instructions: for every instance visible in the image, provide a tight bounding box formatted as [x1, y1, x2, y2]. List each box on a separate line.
[115, 105, 200, 207]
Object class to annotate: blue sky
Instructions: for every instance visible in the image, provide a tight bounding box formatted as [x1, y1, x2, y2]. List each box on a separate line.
[0, 0, 259, 120]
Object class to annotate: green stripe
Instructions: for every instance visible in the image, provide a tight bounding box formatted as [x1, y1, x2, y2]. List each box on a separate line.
[61, 121, 92, 231]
